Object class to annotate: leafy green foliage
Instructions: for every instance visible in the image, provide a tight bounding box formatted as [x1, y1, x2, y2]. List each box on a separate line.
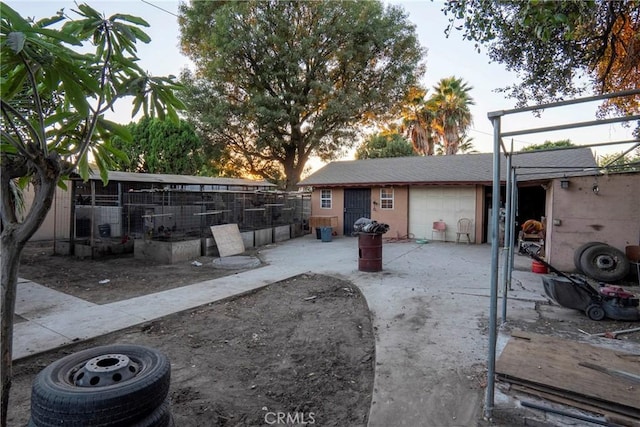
[442, 0, 640, 116]
[111, 118, 221, 176]
[355, 133, 416, 159]
[0, 4, 184, 421]
[598, 147, 640, 172]
[520, 140, 575, 152]
[400, 77, 474, 156]
[178, 0, 425, 189]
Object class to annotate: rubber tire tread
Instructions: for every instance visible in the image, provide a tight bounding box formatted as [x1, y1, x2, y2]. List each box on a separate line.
[30, 344, 170, 427]
[579, 244, 630, 282]
[132, 398, 173, 427]
[586, 304, 605, 321]
[573, 241, 605, 272]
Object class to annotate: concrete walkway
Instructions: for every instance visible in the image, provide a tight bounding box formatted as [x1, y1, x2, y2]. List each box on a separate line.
[15, 235, 550, 425]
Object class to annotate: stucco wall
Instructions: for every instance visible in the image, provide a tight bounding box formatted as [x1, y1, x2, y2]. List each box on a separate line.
[370, 186, 409, 238]
[546, 172, 640, 271]
[310, 188, 345, 234]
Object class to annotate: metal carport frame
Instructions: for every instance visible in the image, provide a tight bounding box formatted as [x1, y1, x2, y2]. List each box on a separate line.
[484, 89, 640, 420]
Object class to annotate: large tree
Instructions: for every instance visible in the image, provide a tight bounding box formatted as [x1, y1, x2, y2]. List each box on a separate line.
[0, 4, 183, 423]
[442, 0, 640, 116]
[400, 86, 438, 156]
[178, 0, 425, 190]
[355, 133, 417, 159]
[400, 78, 474, 156]
[430, 77, 474, 155]
[112, 117, 222, 176]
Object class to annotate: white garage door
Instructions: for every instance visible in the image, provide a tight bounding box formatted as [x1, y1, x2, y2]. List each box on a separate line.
[409, 186, 476, 242]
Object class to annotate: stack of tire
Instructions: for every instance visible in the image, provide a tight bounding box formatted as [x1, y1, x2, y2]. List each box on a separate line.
[574, 242, 630, 282]
[29, 345, 172, 427]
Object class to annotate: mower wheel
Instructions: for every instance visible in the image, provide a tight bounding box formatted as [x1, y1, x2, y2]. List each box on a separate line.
[580, 244, 630, 282]
[573, 242, 605, 272]
[586, 304, 606, 321]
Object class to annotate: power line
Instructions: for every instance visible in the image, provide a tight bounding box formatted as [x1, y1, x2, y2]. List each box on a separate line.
[140, 0, 179, 18]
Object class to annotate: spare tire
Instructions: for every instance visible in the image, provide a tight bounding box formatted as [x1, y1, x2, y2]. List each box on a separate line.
[579, 244, 630, 282]
[30, 344, 170, 427]
[573, 241, 606, 272]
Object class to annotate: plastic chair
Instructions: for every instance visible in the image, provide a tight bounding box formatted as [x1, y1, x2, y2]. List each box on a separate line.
[432, 221, 446, 241]
[625, 245, 640, 285]
[456, 218, 472, 244]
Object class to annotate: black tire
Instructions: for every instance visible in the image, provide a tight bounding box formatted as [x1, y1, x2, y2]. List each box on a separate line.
[586, 304, 606, 321]
[573, 241, 605, 272]
[132, 398, 173, 427]
[579, 244, 630, 282]
[30, 344, 170, 427]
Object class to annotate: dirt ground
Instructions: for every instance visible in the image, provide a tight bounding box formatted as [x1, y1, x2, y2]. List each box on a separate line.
[8, 241, 640, 426]
[8, 242, 375, 426]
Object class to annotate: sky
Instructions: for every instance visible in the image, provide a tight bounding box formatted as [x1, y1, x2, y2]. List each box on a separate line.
[7, 0, 637, 170]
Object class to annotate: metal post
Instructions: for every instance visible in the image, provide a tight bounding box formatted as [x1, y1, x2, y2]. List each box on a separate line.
[90, 180, 96, 257]
[485, 113, 502, 420]
[507, 170, 518, 290]
[501, 151, 513, 324]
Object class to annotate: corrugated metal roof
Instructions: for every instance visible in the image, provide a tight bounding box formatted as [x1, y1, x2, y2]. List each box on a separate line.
[86, 170, 276, 188]
[298, 148, 598, 187]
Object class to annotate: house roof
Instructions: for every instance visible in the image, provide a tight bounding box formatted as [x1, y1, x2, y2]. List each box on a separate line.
[298, 148, 598, 187]
[85, 170, 276, 188]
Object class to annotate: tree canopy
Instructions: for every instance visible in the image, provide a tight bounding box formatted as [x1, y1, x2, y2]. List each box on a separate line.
[400, 77, 474, 156]
[520, 140, 575, 152]
[598, 147, 640, 172]
[442, 0, 640, 116]
[355, 133, 416, 159]
[112, 117, 221, 176]
[178, 0, 425, 190]
[0, 4, 183, 422]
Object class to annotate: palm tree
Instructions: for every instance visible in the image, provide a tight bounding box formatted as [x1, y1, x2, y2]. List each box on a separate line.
[430, 77, 474, 155]
[399, 86, 437, 155]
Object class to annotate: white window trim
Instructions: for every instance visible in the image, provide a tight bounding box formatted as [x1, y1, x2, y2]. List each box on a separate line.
[320, 189, 332, 209]
[380, 188, 394, 210]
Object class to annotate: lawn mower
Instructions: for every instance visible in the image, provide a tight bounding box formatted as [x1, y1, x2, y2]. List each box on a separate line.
[522, 247, 640, 321]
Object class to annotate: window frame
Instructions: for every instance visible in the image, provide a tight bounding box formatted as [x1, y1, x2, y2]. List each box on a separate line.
[380, 188, 394, 210]
[320, 189, 332, 209]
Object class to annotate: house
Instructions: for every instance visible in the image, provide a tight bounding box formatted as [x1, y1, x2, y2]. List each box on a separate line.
[298, 148, 640, 272]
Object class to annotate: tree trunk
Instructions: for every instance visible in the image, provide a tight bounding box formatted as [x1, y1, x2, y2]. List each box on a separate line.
[1, 171, 59, 427]
[1, 226, 25, 427]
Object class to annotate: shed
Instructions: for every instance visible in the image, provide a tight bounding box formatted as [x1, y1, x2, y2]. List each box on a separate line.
[298, 148, 597, 245]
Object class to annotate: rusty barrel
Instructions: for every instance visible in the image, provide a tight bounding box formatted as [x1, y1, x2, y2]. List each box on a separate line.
[358, 233, 382, 272]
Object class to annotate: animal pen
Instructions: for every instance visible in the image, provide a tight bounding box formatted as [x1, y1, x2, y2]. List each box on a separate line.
[46, 172, 311, 259]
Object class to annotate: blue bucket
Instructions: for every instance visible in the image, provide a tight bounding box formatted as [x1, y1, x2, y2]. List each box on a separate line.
[321, 227, 333, 242]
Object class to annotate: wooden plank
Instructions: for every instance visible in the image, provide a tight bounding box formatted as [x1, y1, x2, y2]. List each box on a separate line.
[506, 377, 640, 419]
[496, 331, 640, 415]
[510, 384, 640, 426]
[210, 224, 245, 257]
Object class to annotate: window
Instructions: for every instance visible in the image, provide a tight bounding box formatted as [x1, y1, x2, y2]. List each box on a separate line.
[380, 188, 394, 209]
[320, 189, 332, 209]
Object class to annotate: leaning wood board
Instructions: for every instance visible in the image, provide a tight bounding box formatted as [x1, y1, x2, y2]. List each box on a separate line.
[496, 331, 640, 417]
[210, 224, 245, 257]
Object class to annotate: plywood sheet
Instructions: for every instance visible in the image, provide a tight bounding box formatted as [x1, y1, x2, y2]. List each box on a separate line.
[210, 224, 245, 257]
[496, 331, 640, 417]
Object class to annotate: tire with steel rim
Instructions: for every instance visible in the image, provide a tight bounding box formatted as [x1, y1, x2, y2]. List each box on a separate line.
[573, 241, 605, 272]
[579, 244, 630, 282]
[30, 344, 170, 427]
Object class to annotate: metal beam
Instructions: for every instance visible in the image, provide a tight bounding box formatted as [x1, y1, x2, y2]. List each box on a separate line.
[501, 115, 640, 138]
[488, 89, 640, 117]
